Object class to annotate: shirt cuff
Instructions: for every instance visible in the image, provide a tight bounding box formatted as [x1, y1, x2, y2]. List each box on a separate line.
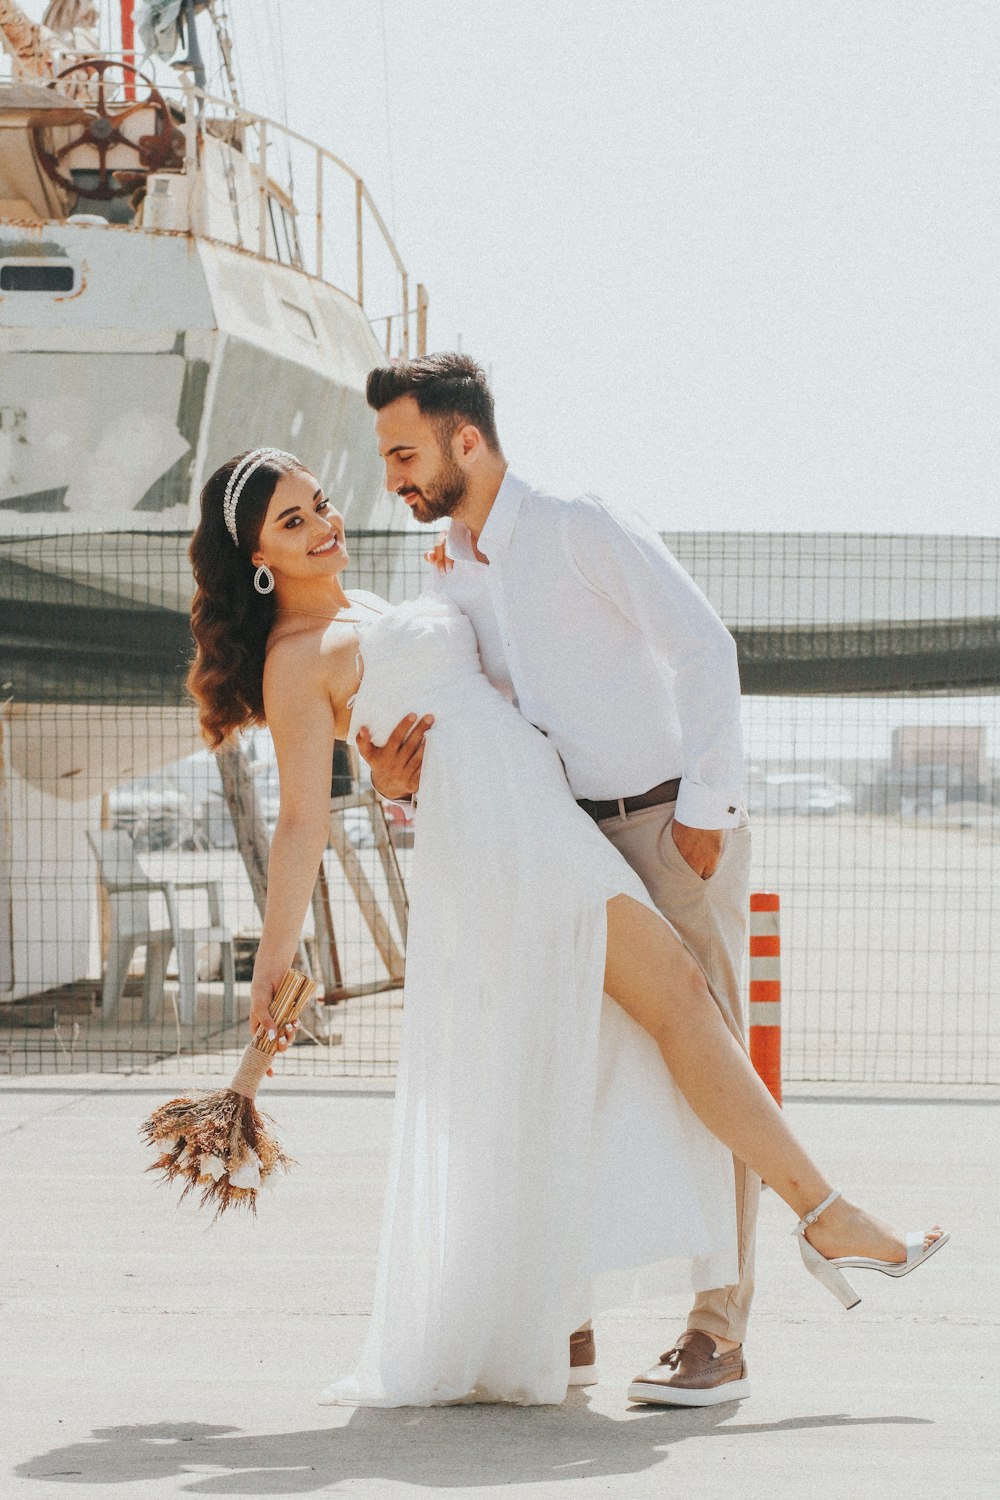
[383, 795, 416, 823]
[674, 781, 741, 831]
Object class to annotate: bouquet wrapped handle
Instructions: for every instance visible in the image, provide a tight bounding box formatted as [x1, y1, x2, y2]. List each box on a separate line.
[231, 969, 318, 1098]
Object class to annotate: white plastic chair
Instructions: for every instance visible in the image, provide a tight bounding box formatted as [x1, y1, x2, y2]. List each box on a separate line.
[87, 829, 236, 1026]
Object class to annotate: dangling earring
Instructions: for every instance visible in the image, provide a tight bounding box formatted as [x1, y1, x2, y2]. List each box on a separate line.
[254, 564, 275, 595]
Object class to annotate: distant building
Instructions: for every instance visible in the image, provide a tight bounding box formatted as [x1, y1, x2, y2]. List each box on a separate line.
[863, 726, 991, 815]
[891, 726, 987, 783]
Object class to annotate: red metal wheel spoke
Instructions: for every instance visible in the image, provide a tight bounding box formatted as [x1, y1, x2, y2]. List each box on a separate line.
[53, 133, 89, 163]
[112, 99, 154, 125]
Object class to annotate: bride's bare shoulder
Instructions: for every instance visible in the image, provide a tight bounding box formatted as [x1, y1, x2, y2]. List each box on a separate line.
[263, 621, 358, 709]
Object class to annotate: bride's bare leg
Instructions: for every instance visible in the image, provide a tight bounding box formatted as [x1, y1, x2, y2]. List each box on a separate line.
[604, 895, 944, 1263]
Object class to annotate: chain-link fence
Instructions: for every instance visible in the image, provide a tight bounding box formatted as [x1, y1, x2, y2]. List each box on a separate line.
[2, 528, 998, 1084]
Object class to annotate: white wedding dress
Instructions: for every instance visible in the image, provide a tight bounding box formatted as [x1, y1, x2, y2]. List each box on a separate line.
[318, 592, 737, 1407]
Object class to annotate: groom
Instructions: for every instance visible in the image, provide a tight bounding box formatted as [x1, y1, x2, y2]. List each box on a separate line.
[355, 351, 757, 1408]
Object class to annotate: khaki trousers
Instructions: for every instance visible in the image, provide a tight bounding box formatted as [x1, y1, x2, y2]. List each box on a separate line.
[598, 798, 759, 1345]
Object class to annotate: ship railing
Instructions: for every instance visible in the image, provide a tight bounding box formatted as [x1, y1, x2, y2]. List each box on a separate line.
[172, 79, 427, 359]
[6, 50, 426, 357]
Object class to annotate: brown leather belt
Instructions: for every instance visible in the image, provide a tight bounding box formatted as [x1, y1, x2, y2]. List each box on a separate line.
[577, 777, 681, 824]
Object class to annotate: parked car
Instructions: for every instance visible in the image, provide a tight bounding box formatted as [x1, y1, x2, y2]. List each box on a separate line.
[746, 773, 854, 816]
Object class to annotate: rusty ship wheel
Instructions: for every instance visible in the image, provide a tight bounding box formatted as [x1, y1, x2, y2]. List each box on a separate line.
[31, 58, 181, 202]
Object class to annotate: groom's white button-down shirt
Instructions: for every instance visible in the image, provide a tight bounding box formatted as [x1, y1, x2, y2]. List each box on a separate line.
[435, 470, 744, 830]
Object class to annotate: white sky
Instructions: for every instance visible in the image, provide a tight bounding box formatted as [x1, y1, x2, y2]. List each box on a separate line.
[228, 0, 998, 534]
[12, 2, 997, 534]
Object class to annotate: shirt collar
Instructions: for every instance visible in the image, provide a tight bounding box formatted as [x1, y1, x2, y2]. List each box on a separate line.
[448, 469, 527, 563]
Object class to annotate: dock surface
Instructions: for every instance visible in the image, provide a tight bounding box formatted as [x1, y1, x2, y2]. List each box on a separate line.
[2, 1076, 996, 1499]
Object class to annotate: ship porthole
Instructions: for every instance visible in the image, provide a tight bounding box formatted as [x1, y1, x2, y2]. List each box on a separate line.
[0, 259, 78, 296]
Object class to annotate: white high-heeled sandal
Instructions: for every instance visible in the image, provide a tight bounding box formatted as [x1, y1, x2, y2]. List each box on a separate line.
[793, 1187, 950, 1310]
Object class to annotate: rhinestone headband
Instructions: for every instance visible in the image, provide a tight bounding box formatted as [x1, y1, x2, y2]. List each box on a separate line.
[222, 447, 295, 547]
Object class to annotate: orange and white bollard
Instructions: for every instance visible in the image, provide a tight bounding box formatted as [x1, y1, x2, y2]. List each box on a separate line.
[749, 892, 782, 1106]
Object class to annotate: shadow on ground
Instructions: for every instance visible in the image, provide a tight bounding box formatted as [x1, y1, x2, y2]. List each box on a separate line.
[16, 1398, 932, 1494]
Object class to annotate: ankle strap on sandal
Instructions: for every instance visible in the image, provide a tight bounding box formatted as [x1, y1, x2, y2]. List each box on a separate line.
[794, 1187, 842, 1233]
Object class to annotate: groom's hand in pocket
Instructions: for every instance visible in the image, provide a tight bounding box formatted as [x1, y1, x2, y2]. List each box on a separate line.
[356, 713, 434, 801]
[671, 821, 726, 879]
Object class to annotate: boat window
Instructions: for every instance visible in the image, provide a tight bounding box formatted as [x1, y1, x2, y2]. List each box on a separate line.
[0, 261, 76, 293]
[282, 207, 304, 270]
[280, 300, 318, 341]
[268, 198, 292, 265]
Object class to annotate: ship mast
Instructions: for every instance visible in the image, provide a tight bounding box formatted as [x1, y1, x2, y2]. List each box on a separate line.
[119, 0, 135, 97]
[208, 1, 239, 107]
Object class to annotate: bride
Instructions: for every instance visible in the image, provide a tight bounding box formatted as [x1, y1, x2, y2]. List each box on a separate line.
[187, 447, 947, 1408]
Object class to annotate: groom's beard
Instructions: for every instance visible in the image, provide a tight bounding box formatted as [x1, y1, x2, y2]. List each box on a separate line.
[399, 456, 468, 524]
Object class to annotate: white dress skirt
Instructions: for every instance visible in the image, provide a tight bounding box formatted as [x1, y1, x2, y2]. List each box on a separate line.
[318, 593, 737, 1407]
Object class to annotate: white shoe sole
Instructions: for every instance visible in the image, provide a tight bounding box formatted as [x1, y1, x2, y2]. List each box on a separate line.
[834, 1228, 951, 1278]
[567, 1363, 598, 1386]
[627, 1376, 751, 1407]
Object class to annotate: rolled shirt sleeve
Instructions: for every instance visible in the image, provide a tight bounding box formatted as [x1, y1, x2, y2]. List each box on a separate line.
[559, 496, 744, 830]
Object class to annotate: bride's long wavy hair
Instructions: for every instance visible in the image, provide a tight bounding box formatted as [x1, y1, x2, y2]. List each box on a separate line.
[187, 450, 304, 747]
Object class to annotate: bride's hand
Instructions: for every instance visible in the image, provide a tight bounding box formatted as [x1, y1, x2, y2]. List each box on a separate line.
[423, 533, 452, 573]
[249, 974, 300, 1078]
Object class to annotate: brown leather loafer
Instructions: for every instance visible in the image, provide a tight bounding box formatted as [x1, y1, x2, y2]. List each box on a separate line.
[627, 1330, 750, 1406]
[568, 1326, 598, 1386]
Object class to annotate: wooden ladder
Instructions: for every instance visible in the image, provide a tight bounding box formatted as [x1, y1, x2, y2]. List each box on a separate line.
[216, 742, 407, 1008]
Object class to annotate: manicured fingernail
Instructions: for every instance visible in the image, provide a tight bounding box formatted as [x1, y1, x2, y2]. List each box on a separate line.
[406, 714, 416, 723]
[268, 1029, 276, 1040]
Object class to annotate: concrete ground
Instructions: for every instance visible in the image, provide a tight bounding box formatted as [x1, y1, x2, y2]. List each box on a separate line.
[1, 1076, 997, 1500]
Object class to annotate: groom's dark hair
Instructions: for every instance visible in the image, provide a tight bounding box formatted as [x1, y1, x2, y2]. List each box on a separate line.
[366, 352, 502, 454]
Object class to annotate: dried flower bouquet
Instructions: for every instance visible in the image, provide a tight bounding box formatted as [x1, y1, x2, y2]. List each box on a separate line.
[139, 968, 317, 1219]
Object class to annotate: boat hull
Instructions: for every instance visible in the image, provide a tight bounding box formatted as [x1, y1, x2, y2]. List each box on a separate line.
[0, 221, 394, 530]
